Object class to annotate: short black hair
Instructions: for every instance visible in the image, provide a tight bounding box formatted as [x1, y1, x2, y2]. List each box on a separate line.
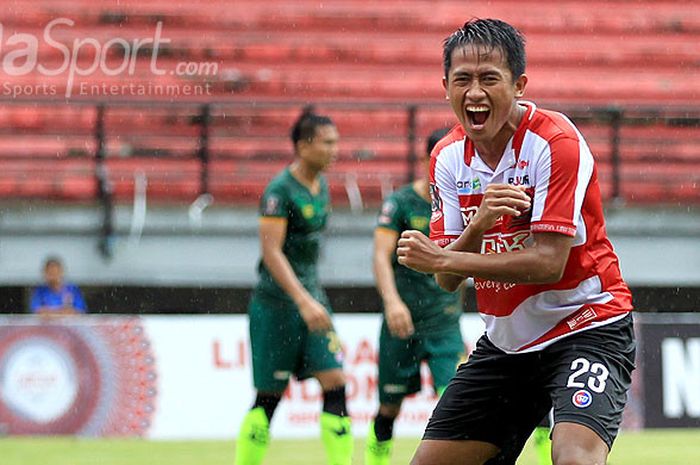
[443, 18, 526, 82]
[43, 256, 63, 269]
[426, 127, 451, 157]
[290, 105, 335, 150]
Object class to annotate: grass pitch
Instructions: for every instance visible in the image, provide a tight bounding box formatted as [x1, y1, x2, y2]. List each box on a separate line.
[2, 429, 700, 464]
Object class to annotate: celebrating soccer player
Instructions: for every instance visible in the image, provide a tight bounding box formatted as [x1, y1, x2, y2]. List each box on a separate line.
[397, 18, 635, 465]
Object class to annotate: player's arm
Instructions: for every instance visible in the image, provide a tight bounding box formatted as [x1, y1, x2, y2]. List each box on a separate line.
[259, 217, 332, 331]
[374, 227, 414, 339]
[398, 230, 572, 284]
[435, 184, 531, 291]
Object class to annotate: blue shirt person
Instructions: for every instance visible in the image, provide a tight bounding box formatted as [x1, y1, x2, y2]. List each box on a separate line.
[30, 257, 87, 315]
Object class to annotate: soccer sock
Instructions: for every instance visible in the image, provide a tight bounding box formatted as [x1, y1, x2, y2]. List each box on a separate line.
[320, 387, 353, 465]
[252, 393, 282, 422]
[234, 407, 271, 465]
[373, 412, 395, 442]
[365, 413, 395, 465]
[322, 386, 348, 416]
[533, 426, 552, 465]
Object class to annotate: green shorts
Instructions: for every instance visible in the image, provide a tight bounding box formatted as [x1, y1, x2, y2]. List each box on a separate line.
[248, 290, 344, 393]
[378, 321, 465, 405]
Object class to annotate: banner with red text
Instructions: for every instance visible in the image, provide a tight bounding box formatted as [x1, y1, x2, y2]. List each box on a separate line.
[0, 314, 649, 439]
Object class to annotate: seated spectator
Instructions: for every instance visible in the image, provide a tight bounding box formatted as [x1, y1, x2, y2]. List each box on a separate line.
[30, 256, 87, 315]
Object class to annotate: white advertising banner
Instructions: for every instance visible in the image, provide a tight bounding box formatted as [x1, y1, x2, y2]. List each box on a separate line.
[144, 314, 486, 439]
[0, 314, 645, 439]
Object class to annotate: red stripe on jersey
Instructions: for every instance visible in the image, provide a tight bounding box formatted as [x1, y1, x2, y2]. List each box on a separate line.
[511, 103, 535, 162]
[429, 124, 465, 243]
[518, 298, 631, 352]
[539, 135, 580, 231]
[430, 124, 466, 161]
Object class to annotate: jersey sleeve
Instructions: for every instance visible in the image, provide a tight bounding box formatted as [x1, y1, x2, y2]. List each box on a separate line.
[429, 153, 463, 247]
[259, 183, 290, 219]
[530, 135, 594, 237]
[376, 195, 403, 232]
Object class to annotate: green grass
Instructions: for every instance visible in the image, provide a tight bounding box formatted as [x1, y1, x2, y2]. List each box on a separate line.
[2, 430, 700, 465]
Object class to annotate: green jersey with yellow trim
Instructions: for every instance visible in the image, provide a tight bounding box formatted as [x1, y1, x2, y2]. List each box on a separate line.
[255, 167, 330, 301]
[377, 184, 461, 334]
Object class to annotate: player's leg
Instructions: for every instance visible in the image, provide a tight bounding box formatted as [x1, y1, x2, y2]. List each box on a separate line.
[546, 314, 636, 465]
[305, 323, 352, 465]
[551, 423, 608, 465]
[366, 323, 420, 465]
[315, 367, 353, 465]
[423, 327, 466, 397]
[234, 391, 282, 465]
[411, 335, 550, 465]
[366, 402, 402, 465]
[235, 293, 300, 465]
[532, 412, 553, 465]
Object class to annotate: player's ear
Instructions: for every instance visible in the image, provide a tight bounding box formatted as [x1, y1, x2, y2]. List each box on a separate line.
[514, 74, 527, 98]
[442, 76, 448, 98]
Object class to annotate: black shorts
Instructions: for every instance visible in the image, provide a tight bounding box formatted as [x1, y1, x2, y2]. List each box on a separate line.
[423, 314, 636, 462]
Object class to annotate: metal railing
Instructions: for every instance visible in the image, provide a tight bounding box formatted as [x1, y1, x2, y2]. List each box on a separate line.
[1, 98, 699, 258]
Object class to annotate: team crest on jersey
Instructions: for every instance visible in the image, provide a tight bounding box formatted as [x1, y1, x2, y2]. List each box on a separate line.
[409, 216, 429, 230]
[572, 389, 592, 408]
[302, 204, 315, 219]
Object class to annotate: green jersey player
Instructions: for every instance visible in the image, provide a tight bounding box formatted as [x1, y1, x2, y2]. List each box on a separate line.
[365, 128, 464, 465]
[235, 107, 352, 465]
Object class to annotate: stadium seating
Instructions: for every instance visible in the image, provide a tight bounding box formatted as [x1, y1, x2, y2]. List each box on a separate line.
[0, 1, 698, 206]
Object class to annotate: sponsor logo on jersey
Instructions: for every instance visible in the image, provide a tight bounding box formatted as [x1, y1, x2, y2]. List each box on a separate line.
[460, 206, 478, 228]
[456, 180, 472, 195]
[273, 370, 292, 380]
[566, 307, 598, 330]
[381, 200, 396, 216]
[518, 159, 529, 169]
[572, 389, 593, 408]
[383, 384, 408, 394]
[263, 195, 280, 215]
[508, 174, 530, 186]
[482, 230, 531, 254]
[456, 177, 482, 194]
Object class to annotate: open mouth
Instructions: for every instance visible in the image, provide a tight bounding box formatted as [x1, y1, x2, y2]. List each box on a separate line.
[466, 105, 490, 129]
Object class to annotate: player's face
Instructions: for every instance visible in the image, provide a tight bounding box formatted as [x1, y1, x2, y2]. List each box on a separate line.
[298, 124, 339, 172]
[44, 263, 64, 289]
[443, 45, 527, 145]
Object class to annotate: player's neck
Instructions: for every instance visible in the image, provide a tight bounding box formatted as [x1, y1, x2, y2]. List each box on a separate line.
[412, 179, 430, 202]
[474, 103, 526, 170]
[290, 161, 320, 193]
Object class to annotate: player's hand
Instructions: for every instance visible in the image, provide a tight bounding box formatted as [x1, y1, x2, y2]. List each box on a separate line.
[297, 296, 333, 332]
[470, 184, 531, 232]
[397, 230, 446, 274]
[384, 299, 414, 339]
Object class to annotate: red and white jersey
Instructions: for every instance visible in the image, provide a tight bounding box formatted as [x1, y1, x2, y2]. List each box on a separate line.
[430, 101, 632, 353]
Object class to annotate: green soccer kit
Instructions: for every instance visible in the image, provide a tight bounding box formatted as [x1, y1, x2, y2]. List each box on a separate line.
[376, 184, 464, 404]
[248, 167, 343, 392]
